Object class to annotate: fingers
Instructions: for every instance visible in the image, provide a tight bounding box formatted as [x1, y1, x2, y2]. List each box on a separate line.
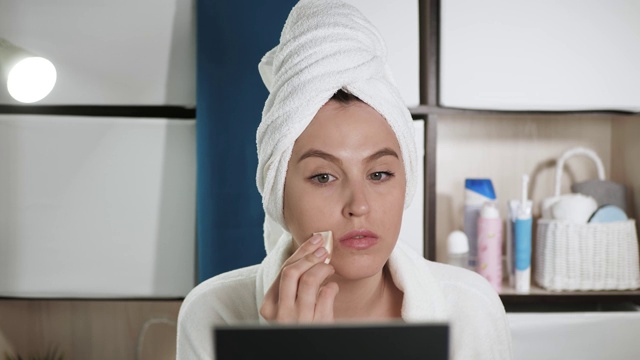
[278, 245, 329, 312]
[283, 233, 325, 267]
[260, 234, 339, 323]
[260, 279, 279, 320]
[295, 262, 335, 321]
[261, 234, 325, 320]
[314, 282, 339, 322]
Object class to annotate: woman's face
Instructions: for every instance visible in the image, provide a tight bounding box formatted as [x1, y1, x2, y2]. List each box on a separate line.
[283, 100, 406, 280]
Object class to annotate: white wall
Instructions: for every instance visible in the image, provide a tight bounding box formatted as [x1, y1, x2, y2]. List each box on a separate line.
[0, 0, 195, 106]
[399, 120, 425, 255]
[343, 0, 420, 107]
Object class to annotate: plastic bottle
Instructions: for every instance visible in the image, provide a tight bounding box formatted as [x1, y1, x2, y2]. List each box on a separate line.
[463, 179, 497, 268]
[447, 230, 469, 269]
[477, 201, 503, 292]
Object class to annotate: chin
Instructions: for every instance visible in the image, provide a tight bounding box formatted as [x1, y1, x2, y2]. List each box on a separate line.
[331, 254, 386, 281]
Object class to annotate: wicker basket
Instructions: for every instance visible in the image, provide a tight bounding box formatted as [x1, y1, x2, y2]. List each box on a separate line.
[534, 147, 640, 291]
[535, 219, 640, 291]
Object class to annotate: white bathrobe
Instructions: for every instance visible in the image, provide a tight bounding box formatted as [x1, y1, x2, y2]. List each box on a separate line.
[176, 238, 513, 359]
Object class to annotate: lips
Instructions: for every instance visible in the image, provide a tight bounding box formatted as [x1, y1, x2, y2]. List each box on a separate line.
[338, 229, 379, 250]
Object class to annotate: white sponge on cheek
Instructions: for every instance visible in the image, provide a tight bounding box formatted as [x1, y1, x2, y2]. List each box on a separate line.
[313, 231, 333, 264]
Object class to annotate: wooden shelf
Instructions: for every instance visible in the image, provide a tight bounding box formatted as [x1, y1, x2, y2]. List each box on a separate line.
[408, 105, 640, 117]
[417, 0, 640, 306]
[499, 283, 640, 306]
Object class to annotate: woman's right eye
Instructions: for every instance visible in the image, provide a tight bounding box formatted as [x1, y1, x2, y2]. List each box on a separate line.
[310, 173, 335, 184]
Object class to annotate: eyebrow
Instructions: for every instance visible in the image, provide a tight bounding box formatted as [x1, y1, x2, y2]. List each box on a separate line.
[297, 149, 343, 165]
[297, 147, 399, 164]
[365, 148, 399, 163]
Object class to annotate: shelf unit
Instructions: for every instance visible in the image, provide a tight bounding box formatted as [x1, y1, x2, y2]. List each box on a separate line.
[412, 0, 640, 305]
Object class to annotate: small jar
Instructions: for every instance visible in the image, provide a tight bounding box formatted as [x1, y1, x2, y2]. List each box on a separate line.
[447, 230, 469, 269]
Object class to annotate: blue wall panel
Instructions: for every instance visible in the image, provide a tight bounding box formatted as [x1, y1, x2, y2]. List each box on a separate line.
[196, 0, 298, 281]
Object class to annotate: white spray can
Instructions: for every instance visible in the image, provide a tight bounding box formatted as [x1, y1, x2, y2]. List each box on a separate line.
[477, 202, 503, 292]
[463, 179, 497, 269]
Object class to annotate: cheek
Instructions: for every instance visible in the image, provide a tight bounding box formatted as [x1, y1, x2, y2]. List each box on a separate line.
[377, 177, 406, 232]
[283, 179, 334, 246]
[382, 190, 405, 226]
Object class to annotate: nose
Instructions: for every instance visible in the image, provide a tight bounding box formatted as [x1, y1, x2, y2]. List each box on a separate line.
[342, 179, 370, 218]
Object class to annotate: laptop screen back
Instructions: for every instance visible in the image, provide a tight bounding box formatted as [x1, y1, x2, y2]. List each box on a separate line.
[214, 322, 449, 360]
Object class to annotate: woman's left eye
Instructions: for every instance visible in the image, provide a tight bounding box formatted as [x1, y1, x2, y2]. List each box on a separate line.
[369, 171, 394, 181]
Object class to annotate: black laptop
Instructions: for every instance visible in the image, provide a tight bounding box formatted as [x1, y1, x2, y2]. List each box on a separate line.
[213, 321, 449, 360]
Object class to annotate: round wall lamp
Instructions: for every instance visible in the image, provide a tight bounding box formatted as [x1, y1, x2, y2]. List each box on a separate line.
[0, 38, 57, 103]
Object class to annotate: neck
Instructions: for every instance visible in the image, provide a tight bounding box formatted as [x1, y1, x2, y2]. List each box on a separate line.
[331, 265, 403, 321]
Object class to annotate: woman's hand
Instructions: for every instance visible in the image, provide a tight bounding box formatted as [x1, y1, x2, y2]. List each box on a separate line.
[260, 234, 339, 323]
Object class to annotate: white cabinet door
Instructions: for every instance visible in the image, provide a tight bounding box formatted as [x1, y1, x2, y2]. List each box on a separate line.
[441, 0, 640, 111]
[0, 0, 195, 106]
[0, 115, 196, 297]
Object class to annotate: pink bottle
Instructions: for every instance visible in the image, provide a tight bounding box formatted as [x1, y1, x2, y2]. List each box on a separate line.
[477, 202, 503, 292]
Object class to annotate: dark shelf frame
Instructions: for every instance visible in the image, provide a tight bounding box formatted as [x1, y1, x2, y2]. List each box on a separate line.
[0, 105, 196, 119]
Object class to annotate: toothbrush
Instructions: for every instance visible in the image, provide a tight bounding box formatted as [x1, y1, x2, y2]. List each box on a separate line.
[521, 174, 529, 208]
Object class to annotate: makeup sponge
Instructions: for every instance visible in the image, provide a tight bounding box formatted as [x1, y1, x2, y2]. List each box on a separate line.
[313, 231, 333, 264]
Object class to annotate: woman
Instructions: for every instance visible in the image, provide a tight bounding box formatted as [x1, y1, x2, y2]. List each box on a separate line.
[177, 0, 512, 359]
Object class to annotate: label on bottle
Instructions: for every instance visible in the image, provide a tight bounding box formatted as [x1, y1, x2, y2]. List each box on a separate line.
[477, 216, 502, 292]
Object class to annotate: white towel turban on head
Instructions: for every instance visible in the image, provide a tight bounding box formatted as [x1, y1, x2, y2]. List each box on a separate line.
[256, 0, 418, 253]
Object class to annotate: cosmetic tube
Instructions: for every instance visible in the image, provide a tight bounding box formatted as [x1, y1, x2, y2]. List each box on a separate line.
[514, 174, 533, 294]
[515, 201, 533, 293]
